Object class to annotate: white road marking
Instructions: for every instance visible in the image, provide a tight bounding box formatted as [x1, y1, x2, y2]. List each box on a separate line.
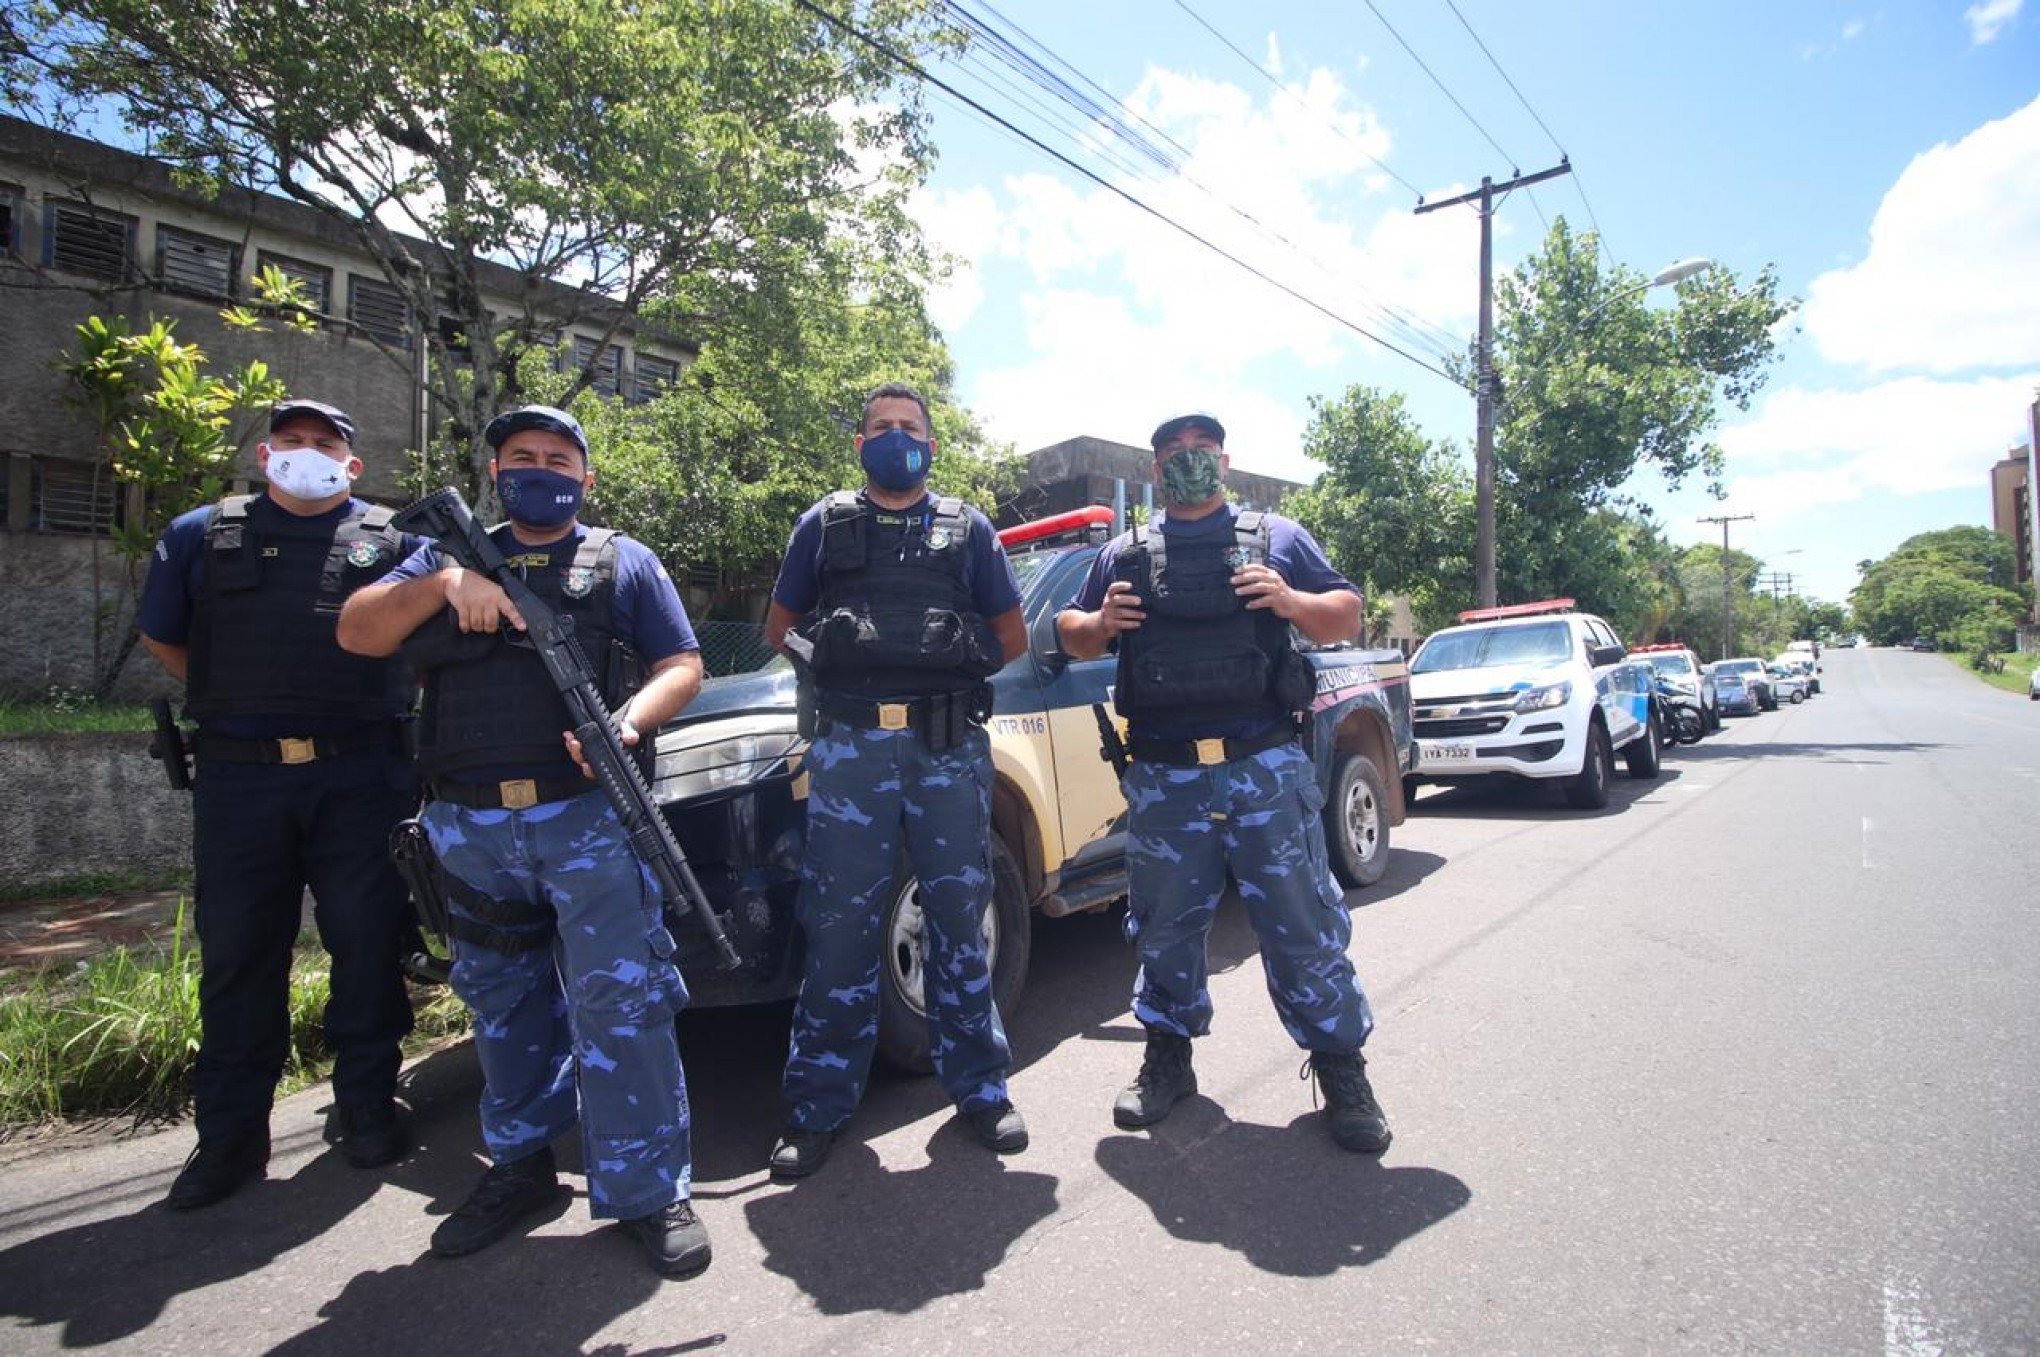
[1862, 816, 1876, 870]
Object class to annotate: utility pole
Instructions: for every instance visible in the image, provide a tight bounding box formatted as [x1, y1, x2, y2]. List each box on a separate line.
[1416, 159, 1573, 609]
[1700, 513, 1754, 660]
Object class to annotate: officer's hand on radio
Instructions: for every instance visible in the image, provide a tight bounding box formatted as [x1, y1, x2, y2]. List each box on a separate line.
[1100, 579, 1147, 634]
[1233, 563, 1297, 618]
[444, 566, 526, 634]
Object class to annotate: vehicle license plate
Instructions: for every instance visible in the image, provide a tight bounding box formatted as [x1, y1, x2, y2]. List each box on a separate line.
[1421, 740, 1474, 765]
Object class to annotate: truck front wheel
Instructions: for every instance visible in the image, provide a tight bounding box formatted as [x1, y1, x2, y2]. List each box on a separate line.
[1324, 752, 1391, 889]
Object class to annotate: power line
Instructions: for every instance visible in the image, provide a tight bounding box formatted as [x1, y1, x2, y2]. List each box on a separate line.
[1360, 0, 1517, 171]
[1166, 0, 1425, 200]
[792, 0, 1462, 383]
[1438, 0, 1611, 262]
[946, 0, 1467, 361]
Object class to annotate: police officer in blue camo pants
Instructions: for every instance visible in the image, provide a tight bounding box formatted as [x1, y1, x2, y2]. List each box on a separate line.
[761, 381, 1030, 1179]
[138, 399, 419, 1210]
[337, 406, 712, 1277]
[1057, 412, 1391, 1154]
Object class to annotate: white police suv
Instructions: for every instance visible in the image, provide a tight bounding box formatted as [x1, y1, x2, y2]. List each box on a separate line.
[1405, 598, 1658, 810]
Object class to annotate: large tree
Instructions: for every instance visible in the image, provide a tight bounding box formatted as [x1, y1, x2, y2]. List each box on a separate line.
[1851, 526, 2027, 648]
[1489, 220, 1792, 605]
[4, 0, 955, 485]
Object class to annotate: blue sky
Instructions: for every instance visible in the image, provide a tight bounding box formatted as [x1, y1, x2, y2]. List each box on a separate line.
[909, 0, 2040, 605]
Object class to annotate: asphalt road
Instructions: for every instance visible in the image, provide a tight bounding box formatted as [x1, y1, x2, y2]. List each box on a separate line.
[3, 647, 2036, 1354]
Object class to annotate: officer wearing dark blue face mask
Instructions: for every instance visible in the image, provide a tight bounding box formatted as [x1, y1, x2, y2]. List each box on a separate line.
[760, 381, 1030, 1179]
[337, 405, 713, 1279]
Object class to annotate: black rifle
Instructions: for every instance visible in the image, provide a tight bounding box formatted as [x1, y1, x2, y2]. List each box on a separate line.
[392, 487, 742, 971]
[390, 818, 453, 985]
[147, 696, 192, 791]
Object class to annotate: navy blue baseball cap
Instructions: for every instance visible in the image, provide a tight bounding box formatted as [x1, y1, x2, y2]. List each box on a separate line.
[270, 399, 356, 444]
[484, 404, 589, 459]
[1150, 412, 1226, 452]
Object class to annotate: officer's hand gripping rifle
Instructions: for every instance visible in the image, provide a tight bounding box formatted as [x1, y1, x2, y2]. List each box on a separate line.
[392, 487, 742, 971]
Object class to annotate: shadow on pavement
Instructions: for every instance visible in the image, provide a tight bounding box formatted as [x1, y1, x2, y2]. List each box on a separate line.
[743, 1125, 1059, 1315]
[1351, 849, 1445, 909]
[1095, 1108, 1469, 1276]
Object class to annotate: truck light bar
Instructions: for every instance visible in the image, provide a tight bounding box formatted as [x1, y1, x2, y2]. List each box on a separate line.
[1457, 597, 1576, 623]
[998, 505, 1116, 550]
[1630, 643, 1691, 654]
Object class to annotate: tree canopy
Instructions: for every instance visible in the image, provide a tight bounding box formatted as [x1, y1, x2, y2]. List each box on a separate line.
[4, 0, 957, 484]
[1852, 526, 2028, 651]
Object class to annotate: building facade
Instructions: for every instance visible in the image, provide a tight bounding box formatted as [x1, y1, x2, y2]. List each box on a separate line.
[0, 116, 692, 699]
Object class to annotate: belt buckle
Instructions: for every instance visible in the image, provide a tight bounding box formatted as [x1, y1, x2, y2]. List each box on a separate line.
[277, 737, 317, 765]
[877, 703, 911, 731]
[1193, 738, 1227, 766]
[500, 778, 539, 810]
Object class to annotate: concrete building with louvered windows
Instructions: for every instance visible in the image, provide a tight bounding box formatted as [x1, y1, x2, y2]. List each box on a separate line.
[0, 115, 693, 699]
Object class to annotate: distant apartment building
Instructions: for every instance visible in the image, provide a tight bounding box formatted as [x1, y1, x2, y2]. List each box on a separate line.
[1989, 445, 2032, 588]
[0, 115, 692, 698]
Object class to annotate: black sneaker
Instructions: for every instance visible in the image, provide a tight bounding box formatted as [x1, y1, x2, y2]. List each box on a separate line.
[768, 1125, 839, 1181]
[430, 1147, 563, 1257]
[965, 1100, 1029, 1154]
[622, 1198, 712, 1278]
[1113, 1029, 1196, 1129]
[164, 1127, 269, 1210]
[337, 1100, 406, 1169]
[1303, 1051, 1393, 1154]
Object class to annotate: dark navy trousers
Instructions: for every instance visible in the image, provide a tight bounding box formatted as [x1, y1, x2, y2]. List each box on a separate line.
[190, 750, 416, 1140]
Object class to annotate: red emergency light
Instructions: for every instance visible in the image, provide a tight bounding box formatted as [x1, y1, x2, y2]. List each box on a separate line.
[998, 505, 1115, 550]
[1630, 642, 1691, 654]
[1457, 597, 1576, 623]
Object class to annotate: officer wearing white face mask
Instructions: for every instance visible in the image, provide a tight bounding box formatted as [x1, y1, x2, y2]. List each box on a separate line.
[137, 399, 421, 1209]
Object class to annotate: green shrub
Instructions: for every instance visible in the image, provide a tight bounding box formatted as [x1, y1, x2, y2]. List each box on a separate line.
[0, 902, 469, 1127]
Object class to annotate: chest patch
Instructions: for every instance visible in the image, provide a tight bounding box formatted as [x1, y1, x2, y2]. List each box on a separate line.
[347, 539, 384, 568]
[563, 565, 598, 598]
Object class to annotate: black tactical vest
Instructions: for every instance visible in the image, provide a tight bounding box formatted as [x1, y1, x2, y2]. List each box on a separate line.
[407, 526, 639, 779]
[797, 492, 1002, 696]
[185, 495, 412, 722]
[1112, 510, 1313, 725]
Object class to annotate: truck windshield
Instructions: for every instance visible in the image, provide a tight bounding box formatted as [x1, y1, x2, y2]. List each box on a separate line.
[1644, 654, 1694, 678]
[1412, 620, 1571, 673]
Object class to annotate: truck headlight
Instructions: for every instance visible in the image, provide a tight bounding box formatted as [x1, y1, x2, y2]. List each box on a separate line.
[1512, 680, 1572, 713]
[653, 714, 803, 805]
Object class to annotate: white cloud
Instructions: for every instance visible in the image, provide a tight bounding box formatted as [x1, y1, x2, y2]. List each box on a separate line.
[912, 57, 1475, 476]
[1714, 372, 2040, 519]
[1801, 93, 2040, 373]
[1965, 0, 2022, 44]
[1842, 17, 1866, 40]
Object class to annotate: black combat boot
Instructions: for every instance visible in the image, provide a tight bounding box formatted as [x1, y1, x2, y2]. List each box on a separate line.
[622, 1197, 712, 1278]
[336, 1099, 407, 1169]
[1112, 1029, 1196, 1129]
[430, 1146, 564, 1257]
[1304, 1050, 1392, 1154]
[164, 1126, 270, 1210]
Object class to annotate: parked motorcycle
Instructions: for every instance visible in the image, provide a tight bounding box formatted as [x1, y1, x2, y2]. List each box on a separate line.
[1653, 677, 1706, 745]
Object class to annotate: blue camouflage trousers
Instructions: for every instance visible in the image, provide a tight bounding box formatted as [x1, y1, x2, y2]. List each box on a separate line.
[1123, 739, 1375, 1053]
[783, 721, 1011, 1132]
[420, 790, 691, 1219]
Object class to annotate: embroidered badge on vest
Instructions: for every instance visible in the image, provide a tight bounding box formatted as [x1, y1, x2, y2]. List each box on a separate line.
[347, 539, 384, 568]
[926, 524, 954, 550]
[563, 565, 598, 598]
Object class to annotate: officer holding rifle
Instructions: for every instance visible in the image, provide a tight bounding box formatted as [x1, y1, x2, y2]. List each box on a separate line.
[338, 405, 711, 1279]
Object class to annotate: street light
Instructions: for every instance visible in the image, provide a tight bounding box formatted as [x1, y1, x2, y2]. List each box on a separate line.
[1472, 256, 1715, 609]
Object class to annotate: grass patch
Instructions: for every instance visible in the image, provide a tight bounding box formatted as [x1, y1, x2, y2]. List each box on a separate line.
[0, 902, 470, 1129]
[0, 697, 154, 737]
[0, 867, 192, 905]
[1957, 650, 2038, 699]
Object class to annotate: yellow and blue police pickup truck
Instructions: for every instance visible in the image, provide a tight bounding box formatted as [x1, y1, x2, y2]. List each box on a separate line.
[651, 507, 1414, 1071]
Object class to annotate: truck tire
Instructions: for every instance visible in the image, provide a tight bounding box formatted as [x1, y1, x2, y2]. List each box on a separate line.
[1564, 720, 1613, 810]
[1623, 711, 1662, 778]
[875, 833, 1031, 1075]
[1324, 752, 1391, 889]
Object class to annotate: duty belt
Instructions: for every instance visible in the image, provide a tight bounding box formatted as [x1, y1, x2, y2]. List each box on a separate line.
[816, 686, 992, 753]
[191, 723, 400, 766]
[1126, 722, 1296, 767]
[428, 773, 594, 811]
